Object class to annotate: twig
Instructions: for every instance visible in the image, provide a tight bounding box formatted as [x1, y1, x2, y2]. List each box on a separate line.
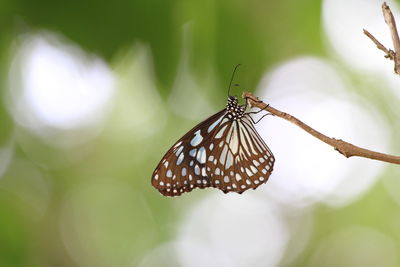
[364, 2, 400, 74]
[363, 29, 394, 59]
[243, 92, 400, 165]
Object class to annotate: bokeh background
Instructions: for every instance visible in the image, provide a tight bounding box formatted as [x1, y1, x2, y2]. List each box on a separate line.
[1, 0, 400, 266]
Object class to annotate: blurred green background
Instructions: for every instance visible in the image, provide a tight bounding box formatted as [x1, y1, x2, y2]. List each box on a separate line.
[1, 0, 400, 266]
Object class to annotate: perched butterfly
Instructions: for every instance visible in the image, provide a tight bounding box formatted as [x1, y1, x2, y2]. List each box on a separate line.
[152, 67, 274, 197]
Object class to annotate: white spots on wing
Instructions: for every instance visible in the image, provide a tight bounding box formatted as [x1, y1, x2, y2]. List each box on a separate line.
[190, 130, 203, 146]
[207, 115, 224, 133]
[254, 180, 259, 184]
[195, 165, 200, 176]
[177, 152, 184, 165]
[189, 175, 193, 181]
[215, 168, 221, 175]
[208, 155, 214, 162]
[166, 169, 173, 178]
[220, 145, 228, 164]
[253, 160, 260, 167]
[201, 167, 207, 176]
[221, 118, 229, 125]
[225, 125, 233, 143]
[228, 122, 239, 154]
[240, 167, 244, 172]
[241, 185, 246, 189]
[235, 173, 242, 181]
[215, 180, 220, 185]
[160, 181, 165, 186]
[259, 177, 265, 182]
[207, 167, 210, 172]
[164, 161, 169, 168]
[173, 174, 176, 180]
[209, 143, 214, 151]
[213, 159, 217, 165]
[241, 123, 257, 155]
[249, 129, 264, 153]
[238, 127, 250, 155]
[182, 168, 187, 176]
[154, 174, 159, 180]
[189, 149, 197, 157]
[259, 157, 265, 163]
[174, 141, 182, 148]
[197, 146, 206, 164]
[245, 168, 253, 177]
[230, 171, 234, 176]
[224, 176, 230, 183]
[215, 124, 228, 139]
[246, 179, 251, 185]
[260, 165, 271, 174]
[166, 183, 171, 187]
[175, 145, 184, 156]
[225, 151, 233, 169]
[250, 165, 258, 173]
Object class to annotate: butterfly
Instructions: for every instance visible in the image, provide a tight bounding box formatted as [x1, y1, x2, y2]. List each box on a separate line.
[152, 64, 274, 197]
[151, 93, 275, 197]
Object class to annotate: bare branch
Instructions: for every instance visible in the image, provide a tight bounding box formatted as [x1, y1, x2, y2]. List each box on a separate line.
[243, 92, 400, 165]
[364, 2, 400, 73]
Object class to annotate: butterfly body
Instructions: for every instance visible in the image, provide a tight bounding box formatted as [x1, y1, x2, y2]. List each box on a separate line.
[152, 96, 274, 197]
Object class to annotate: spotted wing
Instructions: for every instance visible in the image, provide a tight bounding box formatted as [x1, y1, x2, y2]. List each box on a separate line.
[205, 113, 275, 193]
[151, 109, 228, 197]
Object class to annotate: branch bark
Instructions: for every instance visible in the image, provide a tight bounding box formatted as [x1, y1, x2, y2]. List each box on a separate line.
[364, 2, 400, 73]
[243, 92, 400, 165]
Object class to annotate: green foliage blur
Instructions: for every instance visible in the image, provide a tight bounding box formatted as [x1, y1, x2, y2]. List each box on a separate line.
[1, 0, 400, 267]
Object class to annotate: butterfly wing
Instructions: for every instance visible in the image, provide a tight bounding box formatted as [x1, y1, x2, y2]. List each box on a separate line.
[152, 102, 275, 197]
[151, 109, 228, 196]
[206, 114, 274, 194]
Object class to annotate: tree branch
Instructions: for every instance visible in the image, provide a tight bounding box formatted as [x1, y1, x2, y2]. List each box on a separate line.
[364, 2, 400, 73]
[243, 92, 400, 165]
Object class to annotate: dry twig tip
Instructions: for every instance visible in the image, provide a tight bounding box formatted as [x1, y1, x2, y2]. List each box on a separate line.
[364, 2, 400, 73]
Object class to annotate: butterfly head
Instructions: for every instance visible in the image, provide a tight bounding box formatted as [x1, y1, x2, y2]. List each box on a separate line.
[226, 96, 245, 120]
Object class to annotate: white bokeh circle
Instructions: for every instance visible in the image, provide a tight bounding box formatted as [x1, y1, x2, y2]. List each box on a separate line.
[175, 193, 289, 267]
[7, 32, 115, 147]
[323, 0, 400, 100]
[256, 57, 388, 207]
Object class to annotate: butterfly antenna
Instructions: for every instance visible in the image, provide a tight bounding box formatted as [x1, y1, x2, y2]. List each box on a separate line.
[227, 64, 241, 97]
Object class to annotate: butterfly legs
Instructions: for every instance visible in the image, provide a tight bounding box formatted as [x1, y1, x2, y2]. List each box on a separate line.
[244, 97, 274, 124]
[249, 111, 274, 124]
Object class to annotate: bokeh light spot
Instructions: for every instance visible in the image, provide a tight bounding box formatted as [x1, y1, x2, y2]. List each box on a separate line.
[176, 193, 289, 267]
[257, 57, 389, 207]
